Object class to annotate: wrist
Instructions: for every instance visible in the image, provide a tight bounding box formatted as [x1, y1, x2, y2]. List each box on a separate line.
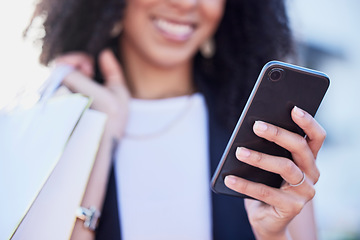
[103, 105, 128, 140]
[253, 227, 292, 240]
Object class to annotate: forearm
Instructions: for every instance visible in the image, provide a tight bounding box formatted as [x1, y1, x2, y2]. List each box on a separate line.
[70, 128, 119, 240]
[55, 49, 129, 239]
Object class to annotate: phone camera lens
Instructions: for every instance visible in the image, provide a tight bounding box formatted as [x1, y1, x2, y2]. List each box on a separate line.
[268, 68, 284, 82]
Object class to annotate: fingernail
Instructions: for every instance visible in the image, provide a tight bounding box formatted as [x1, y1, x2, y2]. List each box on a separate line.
[236, 147, 251, 158]
[225, 175, 237, 185]
[254, 121, 268, 132]
[294, 106, 305, 118]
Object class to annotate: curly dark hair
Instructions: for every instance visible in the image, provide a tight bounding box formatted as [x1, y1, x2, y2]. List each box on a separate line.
[26, 0, 293, 128]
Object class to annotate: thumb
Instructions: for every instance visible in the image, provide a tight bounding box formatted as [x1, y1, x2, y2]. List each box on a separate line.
[98, 49, 126, 87]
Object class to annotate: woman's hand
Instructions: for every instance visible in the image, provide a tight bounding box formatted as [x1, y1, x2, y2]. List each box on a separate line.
[224, 106, 326, 239]
[55, 51, 95, 78]
[56, 50, 130, 140]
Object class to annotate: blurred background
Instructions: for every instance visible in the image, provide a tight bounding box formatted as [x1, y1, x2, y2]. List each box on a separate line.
[287, 1, 360, 239]
[0, 0, 359, 239]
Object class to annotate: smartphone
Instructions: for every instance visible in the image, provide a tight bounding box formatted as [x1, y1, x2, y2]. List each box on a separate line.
[211, 61, 330, 198]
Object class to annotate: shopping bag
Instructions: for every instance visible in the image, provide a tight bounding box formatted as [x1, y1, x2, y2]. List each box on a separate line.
[12, 106, 106, 240]
[0, 93, 105, 239]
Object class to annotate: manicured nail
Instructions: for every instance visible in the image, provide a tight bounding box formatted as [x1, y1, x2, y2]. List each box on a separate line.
[294, 106, 305, 118]
[225, 175, 237, 185]
[254, 121, 268, 132]
[236, 147, 251, 158]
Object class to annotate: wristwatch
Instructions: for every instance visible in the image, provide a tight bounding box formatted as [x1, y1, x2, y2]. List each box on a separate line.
[75, 206, 101, 231]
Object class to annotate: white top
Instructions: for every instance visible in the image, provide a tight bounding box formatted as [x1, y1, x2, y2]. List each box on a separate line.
[115, 93, 212, 240]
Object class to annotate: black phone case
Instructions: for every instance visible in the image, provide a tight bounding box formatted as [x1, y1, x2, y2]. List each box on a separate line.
[211, 61, 330, 198]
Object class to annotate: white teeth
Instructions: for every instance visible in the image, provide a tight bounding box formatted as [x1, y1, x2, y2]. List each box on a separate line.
[155, 19, 193, 36]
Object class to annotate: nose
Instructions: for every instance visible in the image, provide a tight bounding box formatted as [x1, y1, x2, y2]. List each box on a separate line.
[168, 0, 198, 11]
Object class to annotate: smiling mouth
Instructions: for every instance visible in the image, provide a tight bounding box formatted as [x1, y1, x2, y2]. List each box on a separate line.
[153, 18, 195, 41]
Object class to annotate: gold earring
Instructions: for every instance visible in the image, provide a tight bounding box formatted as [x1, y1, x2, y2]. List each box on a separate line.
[200, 38, 215, 58]
[110, 21, 123, 37]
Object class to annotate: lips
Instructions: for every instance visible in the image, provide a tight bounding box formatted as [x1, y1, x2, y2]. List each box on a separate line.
[153, 18, 195, 41]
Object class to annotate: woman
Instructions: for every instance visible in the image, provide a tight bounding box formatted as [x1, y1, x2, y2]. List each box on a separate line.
[26, 0, 324, 239]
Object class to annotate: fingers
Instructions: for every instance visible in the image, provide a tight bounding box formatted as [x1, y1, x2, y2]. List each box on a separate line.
[253, 120, 312, 158]
[62, 71, 109, 102]
[252, 117, 320, 184]
[235, 147, 303, 186]
[224, 176, 315, 215]
[225, 107, 323, 234]
[225, 176, 284, 206]
[291, 106, 327, 158]
[55, 52, 94, 77]
[58, 50, 129, 139]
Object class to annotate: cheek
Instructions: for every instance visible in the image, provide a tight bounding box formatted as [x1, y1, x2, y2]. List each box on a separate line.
[201, 0, 226, 28]
[122, 2, 150, 42]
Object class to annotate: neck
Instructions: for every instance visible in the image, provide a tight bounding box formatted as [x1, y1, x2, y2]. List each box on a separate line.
[120, 39, 195, 99]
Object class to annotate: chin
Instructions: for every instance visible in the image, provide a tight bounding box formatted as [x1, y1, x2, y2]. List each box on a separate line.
[149, 48, 197, 69]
